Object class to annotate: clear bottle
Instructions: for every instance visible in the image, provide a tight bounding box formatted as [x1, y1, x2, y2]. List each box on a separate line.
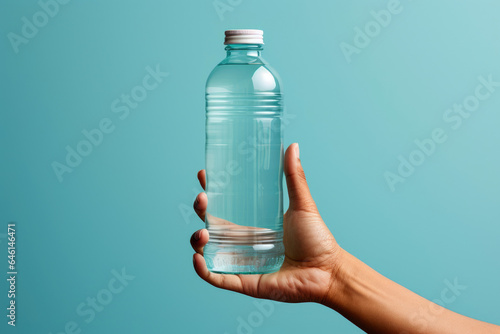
[204, 30, 284, 274]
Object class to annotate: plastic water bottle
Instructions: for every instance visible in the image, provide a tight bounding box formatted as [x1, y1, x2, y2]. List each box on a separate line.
[204, 29, 284, 274]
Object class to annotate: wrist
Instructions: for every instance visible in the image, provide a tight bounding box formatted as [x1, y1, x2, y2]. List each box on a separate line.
[320, 246, 351, 309]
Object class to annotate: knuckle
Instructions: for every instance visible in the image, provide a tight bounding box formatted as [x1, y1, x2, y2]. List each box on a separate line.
[297, 167, 307, 183]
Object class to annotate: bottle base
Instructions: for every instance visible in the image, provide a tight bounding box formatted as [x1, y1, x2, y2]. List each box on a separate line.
[204, 229, 284, 274]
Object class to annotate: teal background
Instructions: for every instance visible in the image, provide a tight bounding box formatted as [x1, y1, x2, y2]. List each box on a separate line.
[1, 0, 499, 333]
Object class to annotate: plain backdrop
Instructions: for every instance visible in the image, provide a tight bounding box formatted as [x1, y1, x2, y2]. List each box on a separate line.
[1, 0, 499, 333]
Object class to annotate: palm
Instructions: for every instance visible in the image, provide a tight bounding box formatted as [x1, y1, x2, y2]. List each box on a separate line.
[224, 209, 337, 302]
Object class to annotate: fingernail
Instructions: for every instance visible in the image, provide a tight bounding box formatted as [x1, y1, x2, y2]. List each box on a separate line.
[295, 143, 300, 159]
[194, 230, 201, 241]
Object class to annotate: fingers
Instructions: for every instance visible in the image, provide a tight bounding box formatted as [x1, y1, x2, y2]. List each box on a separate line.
[284, 143, 318, 213]
[193, 253, 262, 296]
[193, 192, 207, 221]
[197, 170, 206, 190]
[190, 229, 209, 255]
[190, 230, 256, 295]
[191, 170, 271, 298]
[194, 170, 207, 222]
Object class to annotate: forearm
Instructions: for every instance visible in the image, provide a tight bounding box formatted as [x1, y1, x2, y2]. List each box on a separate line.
[322, 249, 500, 334]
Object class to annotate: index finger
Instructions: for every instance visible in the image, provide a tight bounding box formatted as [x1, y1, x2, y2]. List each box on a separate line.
[197, 170, 206, 190]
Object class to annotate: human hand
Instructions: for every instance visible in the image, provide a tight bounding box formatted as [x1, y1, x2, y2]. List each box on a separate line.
[190, 143, 344, 303]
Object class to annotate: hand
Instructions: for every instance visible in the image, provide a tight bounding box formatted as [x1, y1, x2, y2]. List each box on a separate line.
[190, 143, 344, 303]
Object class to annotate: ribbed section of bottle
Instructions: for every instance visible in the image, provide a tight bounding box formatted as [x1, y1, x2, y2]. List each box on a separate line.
[204, 92, 284, 274]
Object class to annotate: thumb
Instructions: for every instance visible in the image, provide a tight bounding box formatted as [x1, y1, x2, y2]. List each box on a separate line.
[284, 143, 318, 213]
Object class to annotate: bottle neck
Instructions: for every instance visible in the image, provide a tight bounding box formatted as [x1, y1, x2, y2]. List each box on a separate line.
[225, 44, 263, 58]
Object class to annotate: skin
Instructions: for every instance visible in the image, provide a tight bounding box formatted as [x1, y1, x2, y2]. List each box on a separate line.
[190, 143, 500, 333]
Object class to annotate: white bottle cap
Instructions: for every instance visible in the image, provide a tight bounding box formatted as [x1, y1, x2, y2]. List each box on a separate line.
[224, 29, 264, 45]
